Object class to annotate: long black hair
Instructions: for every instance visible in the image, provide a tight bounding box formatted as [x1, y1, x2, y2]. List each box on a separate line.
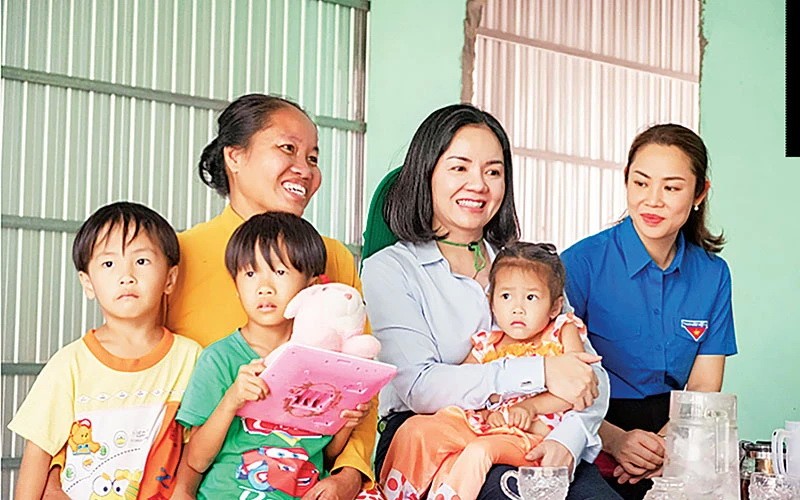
[625, 123, 725, 253]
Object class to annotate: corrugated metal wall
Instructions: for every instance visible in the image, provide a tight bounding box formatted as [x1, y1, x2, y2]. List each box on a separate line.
[471, 0, 699, 251]
[0, 0, 368, 494]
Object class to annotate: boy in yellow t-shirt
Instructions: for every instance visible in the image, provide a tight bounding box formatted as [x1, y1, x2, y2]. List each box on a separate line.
[8, 201, 202, 499]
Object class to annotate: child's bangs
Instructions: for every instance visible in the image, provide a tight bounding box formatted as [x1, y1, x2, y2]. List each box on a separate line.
[224, 212, 327, 279]
[94, 216, 145, 253]
[225, 228, 291, 275]
[253, 235, 293, 272]
[73, 201, 179, 271]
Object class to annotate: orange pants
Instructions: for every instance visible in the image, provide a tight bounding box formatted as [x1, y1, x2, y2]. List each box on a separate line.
[380, 407, 543, 500]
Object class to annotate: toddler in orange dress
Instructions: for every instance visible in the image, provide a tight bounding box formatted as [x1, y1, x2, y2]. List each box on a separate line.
[380, 242, 587, 500]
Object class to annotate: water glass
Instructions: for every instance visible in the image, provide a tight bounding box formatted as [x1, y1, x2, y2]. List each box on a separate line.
[500, 466, 569, 500]
[748, 471, 800, 499]
[642, 477, 688, 499]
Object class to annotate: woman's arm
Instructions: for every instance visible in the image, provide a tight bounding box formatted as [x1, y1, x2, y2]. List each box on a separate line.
[608, 354, 726, 485]
[362, 251, 598, 413]
[686, 355, 725, 392]
[599, 420, 665, 476]
[536, 344, 609, 470]
[15, 441, 54, 500]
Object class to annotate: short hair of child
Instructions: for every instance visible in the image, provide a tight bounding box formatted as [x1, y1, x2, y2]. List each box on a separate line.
[225, 211, 327, 279]
[488, 242, 566, 303]
[72, 201, 180, 272]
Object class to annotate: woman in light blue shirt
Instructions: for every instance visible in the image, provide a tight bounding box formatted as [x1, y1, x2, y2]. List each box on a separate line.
[361, 104, 620, 500]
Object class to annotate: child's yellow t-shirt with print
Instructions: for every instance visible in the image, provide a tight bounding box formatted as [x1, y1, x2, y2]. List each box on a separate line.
[8, 328, 201, 499]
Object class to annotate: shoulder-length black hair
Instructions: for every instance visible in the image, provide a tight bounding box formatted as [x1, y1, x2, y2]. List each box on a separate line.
[383, 104, 520, 248]
[625, 123, 725, 253]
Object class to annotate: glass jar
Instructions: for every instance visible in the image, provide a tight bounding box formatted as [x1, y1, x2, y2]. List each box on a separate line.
[643, 478, 689, 499]
[663, 391, 740, 498]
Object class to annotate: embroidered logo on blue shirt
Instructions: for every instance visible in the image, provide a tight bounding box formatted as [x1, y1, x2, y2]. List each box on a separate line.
[681, 319, 709, 341]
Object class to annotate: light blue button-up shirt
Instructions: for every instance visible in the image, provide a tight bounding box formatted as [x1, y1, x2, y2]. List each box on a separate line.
[362, 240, 609, 464]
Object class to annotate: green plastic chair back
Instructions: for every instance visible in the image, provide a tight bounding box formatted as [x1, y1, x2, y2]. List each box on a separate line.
[361, 166, 402, 265]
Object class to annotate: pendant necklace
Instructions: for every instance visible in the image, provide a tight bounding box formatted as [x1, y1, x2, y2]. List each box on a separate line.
[438, 239, 487, 278]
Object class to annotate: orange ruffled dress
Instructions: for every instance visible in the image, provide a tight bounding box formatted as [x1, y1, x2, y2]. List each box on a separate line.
[380, 313, 587, 500]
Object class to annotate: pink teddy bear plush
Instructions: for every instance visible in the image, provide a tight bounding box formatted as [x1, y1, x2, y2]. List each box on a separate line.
[282, 282, 381, 359]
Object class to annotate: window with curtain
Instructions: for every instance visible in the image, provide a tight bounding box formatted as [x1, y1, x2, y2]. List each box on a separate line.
[467, 0, 700, 251]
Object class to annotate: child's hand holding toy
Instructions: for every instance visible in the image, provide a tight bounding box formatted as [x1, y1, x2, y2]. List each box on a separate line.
[223, 359, 270, 411]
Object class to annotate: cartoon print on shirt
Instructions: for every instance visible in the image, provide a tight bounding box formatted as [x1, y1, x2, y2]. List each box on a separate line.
[236, 446, 320, 496]
[240, 417, 322, 443]
[69, 419, 102, 455]
[89, 468, 142, 500]
[680, 319, 709, 341]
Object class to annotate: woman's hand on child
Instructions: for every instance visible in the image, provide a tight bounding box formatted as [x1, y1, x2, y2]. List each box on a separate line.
[339, 402, 371, 429]
[223, 359, 269, 411]
[526, 440, 575, 474]
[543, 352, 602, 411]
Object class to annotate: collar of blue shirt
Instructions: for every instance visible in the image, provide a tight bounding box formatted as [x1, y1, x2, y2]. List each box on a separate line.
[618, 216, 687, 278]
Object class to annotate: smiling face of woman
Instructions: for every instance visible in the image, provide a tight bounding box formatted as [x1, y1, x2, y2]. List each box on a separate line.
[430, 125, 506, 243]
[626, 143, 708, 255]
[226, 106, 322, 219]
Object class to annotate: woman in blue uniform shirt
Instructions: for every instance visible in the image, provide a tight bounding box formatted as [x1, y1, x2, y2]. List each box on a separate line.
[561, 124, 737, 499]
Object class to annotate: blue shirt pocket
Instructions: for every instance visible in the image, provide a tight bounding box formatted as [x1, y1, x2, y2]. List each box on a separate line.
[666, 316, 706, 388]
[587, 314, 646, 383]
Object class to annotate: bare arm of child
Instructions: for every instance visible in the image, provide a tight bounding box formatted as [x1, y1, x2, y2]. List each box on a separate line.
[171, 431, 202, 500]
[184, 359, 268, 474]
[39, 446, 69, 500]
[496, 322, 589, 432]
[42, 466, 70, 500]
[325, 429, 354, 465]
[15, 441, 57, 500]
[559, 321, 586, 355]
[324, 402, 372, 465]
[171, 461, 201, 500]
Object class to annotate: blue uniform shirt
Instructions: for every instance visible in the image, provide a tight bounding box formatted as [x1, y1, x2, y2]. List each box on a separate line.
[561, 216, 737, 399]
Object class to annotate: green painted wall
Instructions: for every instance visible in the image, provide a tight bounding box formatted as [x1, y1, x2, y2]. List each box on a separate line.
[700, 0, 800, 440]
[365, 0, 465, 213]
[363, 0, 800, 441]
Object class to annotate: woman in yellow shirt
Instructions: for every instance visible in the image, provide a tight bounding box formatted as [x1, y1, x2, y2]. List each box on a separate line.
[167, 93, 376, 499]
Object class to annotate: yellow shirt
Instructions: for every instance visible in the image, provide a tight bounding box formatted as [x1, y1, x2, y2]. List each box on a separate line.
[166, 204, 376, 484]
[8, 329, 201, 499]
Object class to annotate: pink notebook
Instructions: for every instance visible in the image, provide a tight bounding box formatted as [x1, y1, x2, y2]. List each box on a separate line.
[236, 344, 397, 434]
